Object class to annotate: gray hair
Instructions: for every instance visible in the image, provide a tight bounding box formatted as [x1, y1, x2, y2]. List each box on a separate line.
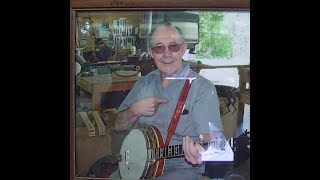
[148, 22, 185, 48]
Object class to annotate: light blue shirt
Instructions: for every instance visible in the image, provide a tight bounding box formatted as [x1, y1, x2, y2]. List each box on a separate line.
[118, 61, 223, 172]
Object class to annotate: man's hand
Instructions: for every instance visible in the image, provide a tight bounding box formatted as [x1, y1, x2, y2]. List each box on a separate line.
[129, 97, 168, 117]
[115, 97, 168, 131]
[183, 136, 205, 165]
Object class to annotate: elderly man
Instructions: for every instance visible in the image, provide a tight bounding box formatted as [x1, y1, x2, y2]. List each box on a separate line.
[108, 22, 223, 180]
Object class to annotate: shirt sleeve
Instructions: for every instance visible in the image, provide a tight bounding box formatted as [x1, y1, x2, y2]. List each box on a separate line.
[117, 78, 144, 113]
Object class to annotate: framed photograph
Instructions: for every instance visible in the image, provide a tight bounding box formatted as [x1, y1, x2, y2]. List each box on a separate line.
[71, 1, 250, 180]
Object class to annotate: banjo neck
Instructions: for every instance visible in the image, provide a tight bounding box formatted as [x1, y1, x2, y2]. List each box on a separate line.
[148, 142, 210, 160]
[148, 136, 239, 161]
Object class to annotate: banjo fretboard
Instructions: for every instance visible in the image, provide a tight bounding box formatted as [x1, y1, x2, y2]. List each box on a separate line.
[148, 144, 184, 160]
[147, 141, 217, 160]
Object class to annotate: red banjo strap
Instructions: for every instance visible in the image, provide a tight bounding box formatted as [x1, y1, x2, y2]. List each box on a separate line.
[164, 78, 192, 146]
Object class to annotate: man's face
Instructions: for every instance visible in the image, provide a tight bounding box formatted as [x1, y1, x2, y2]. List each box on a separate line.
[149, 27, 187, 77]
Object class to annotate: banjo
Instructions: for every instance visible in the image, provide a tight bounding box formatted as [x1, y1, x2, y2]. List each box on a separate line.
[118, 125, 249, 180]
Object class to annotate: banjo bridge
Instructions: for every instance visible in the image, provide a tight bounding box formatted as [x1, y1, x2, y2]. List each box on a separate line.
[124, 150, 130, 165]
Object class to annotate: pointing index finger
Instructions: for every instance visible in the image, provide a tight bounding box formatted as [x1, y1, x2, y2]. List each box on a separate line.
[155, 97, 169, 104]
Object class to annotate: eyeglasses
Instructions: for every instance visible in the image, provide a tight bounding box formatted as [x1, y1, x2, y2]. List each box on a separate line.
[152, 44, 182, 54]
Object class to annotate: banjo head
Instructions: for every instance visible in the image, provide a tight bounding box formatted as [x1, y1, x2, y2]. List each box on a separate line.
[119, 128, 148, 180]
